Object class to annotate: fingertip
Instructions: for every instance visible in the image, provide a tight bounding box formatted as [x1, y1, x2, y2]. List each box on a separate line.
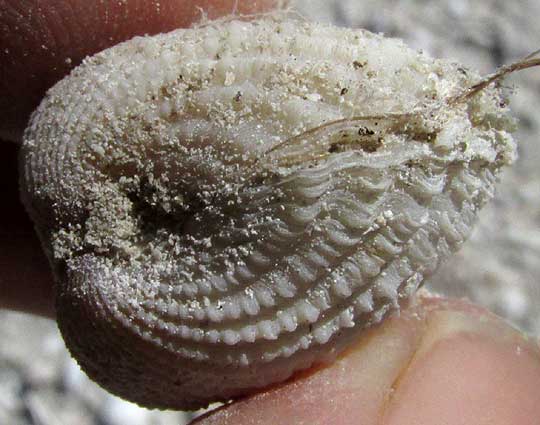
[382, 298, 540, 425]
[191, 296, 540, 425]
[0, 142, 55, 318]
[191, 301, 424, 425]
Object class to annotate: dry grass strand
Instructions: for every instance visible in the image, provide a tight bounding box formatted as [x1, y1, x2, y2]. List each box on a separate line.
[450, 49, 540, 104]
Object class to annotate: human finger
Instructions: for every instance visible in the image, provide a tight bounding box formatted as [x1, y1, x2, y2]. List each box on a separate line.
[192, 294, 540, 425]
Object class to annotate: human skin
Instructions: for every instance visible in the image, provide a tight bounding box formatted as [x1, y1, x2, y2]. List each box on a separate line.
[1, 1, 539, 423]
[192, 295, 540, 425]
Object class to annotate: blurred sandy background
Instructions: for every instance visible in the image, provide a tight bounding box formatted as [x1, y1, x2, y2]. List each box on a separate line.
[1, 1, 539, 423]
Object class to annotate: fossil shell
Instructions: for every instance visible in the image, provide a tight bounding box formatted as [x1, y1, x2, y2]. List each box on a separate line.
[20, 16, 517, 409]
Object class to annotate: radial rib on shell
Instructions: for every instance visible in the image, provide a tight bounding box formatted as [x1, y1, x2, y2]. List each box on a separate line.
[20, 16, 517, 410]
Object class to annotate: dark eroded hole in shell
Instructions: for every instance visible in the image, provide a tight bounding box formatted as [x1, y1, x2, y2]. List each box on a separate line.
[126, 176, 207, 240]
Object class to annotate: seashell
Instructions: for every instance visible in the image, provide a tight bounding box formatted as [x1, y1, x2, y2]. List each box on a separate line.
[20, 16, 519, 410]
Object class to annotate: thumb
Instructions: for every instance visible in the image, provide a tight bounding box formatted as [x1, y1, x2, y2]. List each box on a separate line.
[192, 295, 540, 425]
[0, 0, 279, 142]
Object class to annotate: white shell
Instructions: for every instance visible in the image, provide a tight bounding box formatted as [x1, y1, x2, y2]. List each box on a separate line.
[20, 17, 516, 409]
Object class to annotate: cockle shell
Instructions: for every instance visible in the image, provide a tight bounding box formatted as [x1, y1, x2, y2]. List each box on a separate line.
[20, 16, 516, 409]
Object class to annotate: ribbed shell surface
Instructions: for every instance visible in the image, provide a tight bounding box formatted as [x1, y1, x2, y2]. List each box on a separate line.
[20, 17, 516, 409]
